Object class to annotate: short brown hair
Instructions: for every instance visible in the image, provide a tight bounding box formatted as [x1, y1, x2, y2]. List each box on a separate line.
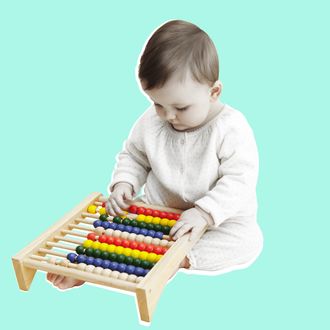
[138, 20, 219, 90]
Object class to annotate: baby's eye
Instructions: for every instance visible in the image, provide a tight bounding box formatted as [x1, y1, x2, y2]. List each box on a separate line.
[176, 106, 189, 111]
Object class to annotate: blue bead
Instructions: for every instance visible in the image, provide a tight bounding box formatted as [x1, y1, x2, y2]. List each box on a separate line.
[117, 224, 125, 231]
[67, 253, 77, 263]
[118, 263, 127, 273]
[140, 228, 148, 236]
[155, 231, 163, 239]
[135, 267, 144, 277]
[125, 225, 133, 233]
[102, 221, 110, 229]
[93, 258, 103, 267]
[86, 256, 95, 265]
[109, 261, 119, 271]
[147, 230, 155, 238]
[76, 255, 87, 263]
[126, 265, 136, 275]
[93, 220, 102, 228]
[143, 269, 150, 276]
[132, 226, 140, 234]
[109, 222, 117, 230]
[101, 260, 111, 269]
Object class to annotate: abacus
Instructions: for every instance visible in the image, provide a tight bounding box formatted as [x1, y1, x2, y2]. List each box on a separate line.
[12, 192, 206, 324]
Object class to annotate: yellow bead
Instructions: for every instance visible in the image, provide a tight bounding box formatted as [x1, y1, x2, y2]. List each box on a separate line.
[120, 211, 128, 219]
[123, 248, 132, 257]
[136, 214, 146, 221]
[107, 244, 116, 253]
[160, 218, 169, 226]
[155, 254, 162, 262]
[83, 239, 93, 248]
[145, 215, 153, 223]
[147, 252, 157, 263]
[131, 249, 140, 259]
[99, 243, 108, 251]
[153, 217, 161, 225]
[99, 207, 106, 215]
[168, 220, 177, 227]
[91, 241, 100, 249]
[115, 246, 124, 254]
[87, 205, 97, 214]
[139, 251, 149, 260]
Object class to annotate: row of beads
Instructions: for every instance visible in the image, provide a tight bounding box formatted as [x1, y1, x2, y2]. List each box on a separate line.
[128, 205, 180, 220]
[47, 257, 143, 283]
[67, 253, 149, 277]
[82, 240, 163, 263]
[76, 245, 157, 268]
[87, 233, 168, 254]
[93, 220, 165, 239]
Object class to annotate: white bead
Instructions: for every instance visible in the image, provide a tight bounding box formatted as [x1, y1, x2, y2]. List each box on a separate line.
[60, 259, 70, 267]
[111, 271, 120, 279]
[85, 265, 95, 272]
[121, 232, 129, 239]
[160, 239, 168, 247]
[136, 234, 144, 242]
[113, 230, 121, 238]
[118, 272, 129, 281]
[127, 274, 137, 283]
[136, 276, 144, 283]
[102, 269, 112, 276]
[95, 227, 104, 235]
[77, 263, 86, 271]
[105, 229, 113, 236]
[145, 236, 153, 244]
[168, 241, 175, 247]
[128, 233, 137, 241]
[93, 267, 103, 275]
[151, 238, 161, 245]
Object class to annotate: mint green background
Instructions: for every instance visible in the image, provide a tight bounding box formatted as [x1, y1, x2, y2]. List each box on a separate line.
[1, 0, 329, 328]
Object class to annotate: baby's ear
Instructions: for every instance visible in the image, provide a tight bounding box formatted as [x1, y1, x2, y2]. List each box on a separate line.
[209, 80, 222, 100]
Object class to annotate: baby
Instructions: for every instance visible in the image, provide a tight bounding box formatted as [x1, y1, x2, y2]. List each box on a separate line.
[47, 19, 263, 290]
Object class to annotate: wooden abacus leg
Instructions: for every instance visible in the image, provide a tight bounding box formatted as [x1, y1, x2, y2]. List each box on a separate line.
[12, 259, 36, 291]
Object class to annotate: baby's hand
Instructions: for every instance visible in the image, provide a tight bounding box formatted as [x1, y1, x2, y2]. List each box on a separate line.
[106, 182, 134, 216]
[169, 207, 208, 242]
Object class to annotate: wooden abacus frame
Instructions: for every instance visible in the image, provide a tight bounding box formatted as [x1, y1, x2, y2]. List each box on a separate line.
[12, 192, 206, 324]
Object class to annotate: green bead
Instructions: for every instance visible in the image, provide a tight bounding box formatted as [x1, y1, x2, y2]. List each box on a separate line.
[132, 258, 142, 267]
[130, 220, 138, 227]
[75, 245, 85, 254]
[154, 224, 162, 232]
[141, 260, 151, 269]
[163, 225, 171, 235]
[99, 214, 108, 221]
[113, 216, 122, 224]
[93, 249, 102, 258]
[122, 218, 131, 226]
[101, 251, 110, 260]
[117, 254, 126, 263]
[109, 253, 117, 261]
[146, 223, 155, 230]
[138, 221, 147, 229]
[150, 262, 156, 268]
[85, 248, 94, 256]
[125, 256, 134, 265]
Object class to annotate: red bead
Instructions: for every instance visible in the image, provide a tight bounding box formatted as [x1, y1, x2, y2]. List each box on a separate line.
[145, 208, 153, 216]
[145, 244, 154, 253]
[102, 202, 106, 207]
[106, 236, 114, 244]
[173, 214, 180, 220]
[122, 239, 130, 248]
[162, 247, 168, 254]
[129, 240, 138, 249]
[137, 207, 146, 215]
[137, 242, 146, 251]
[114, 238, 122, 246]
[167, 212, 174, 220]
[99, 234, 107, 243]
[152, 210, 160, 217]
[129, 205, 138, 214]
[87, 233, 97, 241]
[159, 211, 168, 219]
[154, 246, 163, 254]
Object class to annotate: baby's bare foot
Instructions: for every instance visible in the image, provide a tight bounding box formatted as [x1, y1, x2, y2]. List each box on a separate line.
[46, 273, 85, 290]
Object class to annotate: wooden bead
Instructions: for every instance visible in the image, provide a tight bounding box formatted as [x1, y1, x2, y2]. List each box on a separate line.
[121, 232, 129, 239]
[95, 227, 105, 235]
[127, 274, 137, 283]
[111, 271, 120, 279]
[77, 263, 86, 271]
[102, 269, 112, 277]
[144, 237, 152, 244]
[151, 238, 161, 246]
[136, 234, 144, 242]
[85, 265, 95, 272]
[94, 267, 103, 275]
[128, 233, 137, 241]
[105, 229, 114, 236]
[119, 272, 129, 281]
[113, 230, 121, 238]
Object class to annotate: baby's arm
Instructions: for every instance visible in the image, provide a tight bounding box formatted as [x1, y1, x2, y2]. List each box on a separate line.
[194, 111, 259, 227]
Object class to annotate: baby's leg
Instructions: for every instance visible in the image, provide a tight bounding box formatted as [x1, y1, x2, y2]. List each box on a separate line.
[46, 273, 85, 290]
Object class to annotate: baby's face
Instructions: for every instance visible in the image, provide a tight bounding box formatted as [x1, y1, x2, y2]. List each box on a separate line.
[142, 71, 217, 131]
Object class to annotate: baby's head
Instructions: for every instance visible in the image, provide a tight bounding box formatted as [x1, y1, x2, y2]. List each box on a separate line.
[137, 20, 223, 131]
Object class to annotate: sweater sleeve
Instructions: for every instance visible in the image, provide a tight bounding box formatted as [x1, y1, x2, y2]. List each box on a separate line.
[108, 113, 151, 196]
[194, 111, 259, 227]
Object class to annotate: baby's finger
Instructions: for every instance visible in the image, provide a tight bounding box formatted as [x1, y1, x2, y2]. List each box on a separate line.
[173, 224, 191, 241]
[106, 201, 116, 217]
[116, 194, 131, 210]
[189, 226, 202, 242]
[169, 221, 185, 237]
[111, 198, 125, 216]
[54, 275, 65, 287]
[47, 273, 56, 282]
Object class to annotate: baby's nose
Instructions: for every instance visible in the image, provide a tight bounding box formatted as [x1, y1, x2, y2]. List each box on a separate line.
[165, 110, 176, 121]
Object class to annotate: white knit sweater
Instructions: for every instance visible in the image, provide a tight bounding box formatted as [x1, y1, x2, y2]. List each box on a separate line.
[108, 102, 259, 228]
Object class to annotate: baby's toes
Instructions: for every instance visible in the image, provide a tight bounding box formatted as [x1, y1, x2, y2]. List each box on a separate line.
[57, 277, 85, 290]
